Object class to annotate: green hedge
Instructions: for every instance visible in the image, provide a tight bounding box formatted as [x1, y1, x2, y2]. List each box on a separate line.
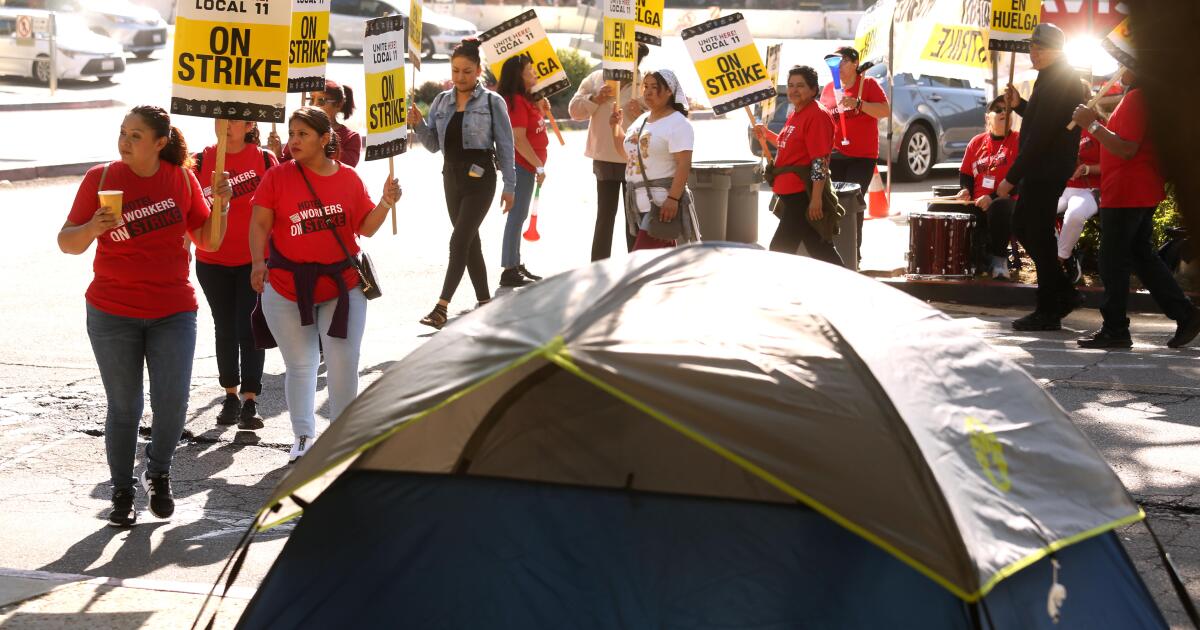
[1075, 185, 1181, 271]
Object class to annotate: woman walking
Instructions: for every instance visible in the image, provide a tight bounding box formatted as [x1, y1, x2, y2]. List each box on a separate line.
[611, 69, 699, 249]
[268, 80, 362, 167]
[58, 105, 230, 527]
[496, 54, 548, 288]
[194, 119, 278, 430]
[409, 38, 516, 329]
[755, 65, 842, 264]
[249, 107, 400, 462]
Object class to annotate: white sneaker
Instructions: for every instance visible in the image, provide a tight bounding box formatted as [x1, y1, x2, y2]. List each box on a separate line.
[991, 256, 1011, 280]
[288, 435, 312, 463]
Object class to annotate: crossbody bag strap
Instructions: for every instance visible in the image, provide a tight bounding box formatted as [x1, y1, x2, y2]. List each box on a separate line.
[634, 117, 650, 189]
[294, 162, 361, 271]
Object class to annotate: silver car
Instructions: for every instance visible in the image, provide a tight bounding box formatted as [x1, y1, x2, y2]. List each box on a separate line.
[0, 0, 167, 59]
[329, 0, 476, 60]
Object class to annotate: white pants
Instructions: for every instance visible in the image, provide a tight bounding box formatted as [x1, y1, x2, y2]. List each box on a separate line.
[1056, 187, 1098, 259]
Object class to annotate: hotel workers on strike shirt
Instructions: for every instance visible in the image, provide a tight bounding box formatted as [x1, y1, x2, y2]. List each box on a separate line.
[1100, 89, 1165, 208]
[251, 162, 376, 304]
[507, 94, 549, 173]
[194, 144, 278, 267]
[771, 100, 835, 196]
[68, 161, 210, 319]
[819, 76, 887, 159]
[959, 131, 1020, 196]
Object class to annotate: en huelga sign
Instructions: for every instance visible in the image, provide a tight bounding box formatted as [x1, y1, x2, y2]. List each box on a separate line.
[480, 10, 570, 100]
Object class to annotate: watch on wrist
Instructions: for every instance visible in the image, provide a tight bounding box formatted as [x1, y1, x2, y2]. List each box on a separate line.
[536, 166, 545, 175]
[1088, 120, 1102, 135]
[856, 98, 863, 109]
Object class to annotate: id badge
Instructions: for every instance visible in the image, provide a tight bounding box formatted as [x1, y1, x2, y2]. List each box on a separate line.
[982, 176, 996, 190]
[468, 164, 485, 178]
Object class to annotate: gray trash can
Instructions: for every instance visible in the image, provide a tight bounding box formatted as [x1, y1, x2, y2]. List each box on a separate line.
[692, 160, 762, 244]
[687, 163, 732, 241]
[797, 181, 860, 272]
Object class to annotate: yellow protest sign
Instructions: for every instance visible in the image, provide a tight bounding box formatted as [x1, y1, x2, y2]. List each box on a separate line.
[364, 15, 407, 160]
[480, 10, 570, 100]
[288, 0, 330, 93]
[760, 43, 781, 122]
[988, 0, 1041, 52]
[683, 13, 774, 115]
[172, 0, 291, 122]
[603, 0, 636, 81]
[635, 0, 663, 46]
[922, 24, 989, 70]
[408, 0, 423, 69]
[1101, 17, 1134, 70]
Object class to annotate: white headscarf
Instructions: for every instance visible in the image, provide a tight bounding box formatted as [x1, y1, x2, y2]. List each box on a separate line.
[650, 69, 688, 109]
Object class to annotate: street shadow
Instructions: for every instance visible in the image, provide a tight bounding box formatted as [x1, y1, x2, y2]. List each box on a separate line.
[0, 76, 110, 91]
[1, 612, 155, 627]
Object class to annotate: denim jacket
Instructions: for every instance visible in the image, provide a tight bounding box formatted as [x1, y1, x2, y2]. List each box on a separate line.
[414, 83, 517, 194]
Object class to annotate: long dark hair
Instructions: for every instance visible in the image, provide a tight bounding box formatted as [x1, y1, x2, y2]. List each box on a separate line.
[244, 122, 261, 145]
[130, 105, 192, 169]
[323, 79, 356, 120]
[497, 55, 533, 101]
[289, 106, 340, 158]
[648, 72, 688, 118]
[452, 37, 482, 67]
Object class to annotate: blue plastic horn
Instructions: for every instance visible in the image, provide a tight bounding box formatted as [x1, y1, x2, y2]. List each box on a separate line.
[824, 54, 844, 90]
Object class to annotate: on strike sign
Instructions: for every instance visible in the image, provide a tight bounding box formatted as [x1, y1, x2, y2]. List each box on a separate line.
[480, 10, 570, 101]
[172, 0, 291, 122]
[989, 0, 1041, 52]
[408, 0, 422, 68]
[288, 0, 330, 93]
[364, 15, 407, 161]
[683, 14, 774, 116]
[603, 0, 636, 81]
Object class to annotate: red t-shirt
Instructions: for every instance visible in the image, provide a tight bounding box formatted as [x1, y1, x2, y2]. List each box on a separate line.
[194, 144, 278, 267]
[772, 101, 835, 196]
[959, 131, 1020, 196]
[819, 76, 887, 159]
[68, 161, 209, 319]
[507, 94, 549, 174]
[1100, 89, 1164, 208]
[1065, 131, 1101, 189]
[251, 162, 376, 303]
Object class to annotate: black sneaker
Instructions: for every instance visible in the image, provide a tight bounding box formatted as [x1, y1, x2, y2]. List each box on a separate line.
[498, 268, 533, 288]
[1078, 329, 1133, 349]
[237, 399, 264, 430]
[1057, 290, 1085, 319]
[216, 393, 241, 426]
[1167, 308, 1200, 348]
[517, 264, 543, 281]
[1063, 256, 1082, 285]
[140, 470, 174, 519]
[1012, 311, 1062, 331]
[108, 487, 136, 527]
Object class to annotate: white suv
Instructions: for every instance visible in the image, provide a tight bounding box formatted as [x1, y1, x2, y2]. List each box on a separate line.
[0, 8, 125, 83]
[1, 0, 167, 59]
[329, 0, 476, 60]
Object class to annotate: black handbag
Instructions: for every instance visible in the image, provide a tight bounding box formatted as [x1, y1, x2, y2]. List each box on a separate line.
[634, 118, 685, 241]
[295, 162, 382, 300]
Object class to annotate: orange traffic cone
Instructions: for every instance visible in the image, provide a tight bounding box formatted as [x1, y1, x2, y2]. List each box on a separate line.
[867, 166, 889, 219]
[522, 183, 541, 242]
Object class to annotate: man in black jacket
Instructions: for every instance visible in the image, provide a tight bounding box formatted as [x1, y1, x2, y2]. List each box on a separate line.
[995, 24, 1087, 331]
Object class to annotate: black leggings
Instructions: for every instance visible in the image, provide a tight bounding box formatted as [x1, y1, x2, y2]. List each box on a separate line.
[195, 261, 264, 395]
[769, 191, 844, 266]
[440, 165, 495, 303]
[831, 155, 875, 262]
[592, 178, 635, 262]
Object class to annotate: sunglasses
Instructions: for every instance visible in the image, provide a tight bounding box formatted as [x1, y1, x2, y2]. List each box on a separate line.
[988, 108, 1009, 114]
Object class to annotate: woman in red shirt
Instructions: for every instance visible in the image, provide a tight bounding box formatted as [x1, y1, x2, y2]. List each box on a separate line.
[249, 107, 399, 462]
[268, 80, 363, 167]
[57, 105, 231, 527]
[954, 96, 1019, 279]
[496, 55, 548, 288]
[755, 65, 842, 265]
[194, 120, 278, 430]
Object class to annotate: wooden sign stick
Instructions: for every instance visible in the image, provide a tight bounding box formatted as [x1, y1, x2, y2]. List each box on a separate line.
[541, 98, 564, 146]
[211, 118, 230, 246]
[745, 106, 771, 158]
[1005, 52, 1016, 137]
[388, 156, 397, 235]
[1067, 66, 1123, 130]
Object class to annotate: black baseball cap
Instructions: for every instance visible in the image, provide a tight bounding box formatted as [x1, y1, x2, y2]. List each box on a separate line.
[830, 46, 859, 62]
[1027, 23, 1065, 50]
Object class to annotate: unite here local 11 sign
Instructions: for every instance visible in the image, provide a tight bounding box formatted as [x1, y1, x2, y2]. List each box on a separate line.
[364, 15, 408, 161]
[683, 14, 775, 116]
[989, 0, 1041, 53]
[480, 10, 570, 101]
[172, 0, 291, 122]
[1102, 17, 1134, 70]
[603, 0, 636, 81]
[288, 0, 330, 93]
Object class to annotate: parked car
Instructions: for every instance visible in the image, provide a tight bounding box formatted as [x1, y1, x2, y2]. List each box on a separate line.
[0, 8, 125, 83]
[329, 0, 477, 60]
[0, 0, 167, 59]
[746, 65, 986, 182]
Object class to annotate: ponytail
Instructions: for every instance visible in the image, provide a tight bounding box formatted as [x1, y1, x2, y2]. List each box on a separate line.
[322, 80, 355, 121]
[339, 85, 356, 119]
[130, 105, 193, 169]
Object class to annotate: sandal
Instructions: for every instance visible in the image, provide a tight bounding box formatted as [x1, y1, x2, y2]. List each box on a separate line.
[419, 304, 448, 330]
[476, 299, 492, 309]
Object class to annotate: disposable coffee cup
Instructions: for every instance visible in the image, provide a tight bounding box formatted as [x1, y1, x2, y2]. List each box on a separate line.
[98, 190, 123, 220]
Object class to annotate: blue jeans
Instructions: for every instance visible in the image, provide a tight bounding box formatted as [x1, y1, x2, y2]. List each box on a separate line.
[261, 284, 367, 439]
[86, 305, 196, 492]
[501, 167, 536, 268]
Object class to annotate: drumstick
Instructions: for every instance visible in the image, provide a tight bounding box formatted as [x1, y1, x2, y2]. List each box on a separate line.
[1067, 67, 1123, 130]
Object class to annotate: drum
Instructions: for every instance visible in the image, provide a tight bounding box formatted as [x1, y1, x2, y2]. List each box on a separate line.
[929, 184, 967, 213]
[907, 211, 976, 279]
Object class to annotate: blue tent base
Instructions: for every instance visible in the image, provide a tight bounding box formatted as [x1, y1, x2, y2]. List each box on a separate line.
[238, 472, 1166, 629]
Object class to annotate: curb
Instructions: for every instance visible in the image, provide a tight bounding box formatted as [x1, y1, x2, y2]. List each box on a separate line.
[881, 277, 1199, 315]
[0, 567, 256, 604]
[0, 160, 106, 183]
[0, 99, 123, 113]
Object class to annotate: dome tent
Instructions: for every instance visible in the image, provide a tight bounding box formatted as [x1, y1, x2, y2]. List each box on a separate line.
[235, 244, 1163, 629]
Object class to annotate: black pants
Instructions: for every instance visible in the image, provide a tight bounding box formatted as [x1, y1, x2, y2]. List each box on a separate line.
[1099, 207, 1194, 332]
[441, 164, 495, 303]
[967, 197, 1015, 259]
[195, 261, 264, 395]
[831, 154, 874, 263]
[769, 192, 843, 266]
[592, 161, 634, 262]
[1012, 178, 1074, 312]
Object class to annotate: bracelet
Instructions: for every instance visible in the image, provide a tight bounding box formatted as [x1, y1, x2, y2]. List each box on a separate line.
[856, 98, 863, 109]
[1088, 120, 1102, 135]
[668, 195, 681, 202]
[536, 166, 545, 175]
[1082, 165, 1090, 176]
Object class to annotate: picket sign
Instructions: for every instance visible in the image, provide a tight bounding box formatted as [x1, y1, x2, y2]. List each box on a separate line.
[288, 0, 330, 93]
[1066, 17, 1133, 130]
[988, 0, 1041, 136]
[480, 10, 571, 145]
[363, 15, 408, 234]
[634, 0, 663, 46]
[682, 14, 775, 155]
